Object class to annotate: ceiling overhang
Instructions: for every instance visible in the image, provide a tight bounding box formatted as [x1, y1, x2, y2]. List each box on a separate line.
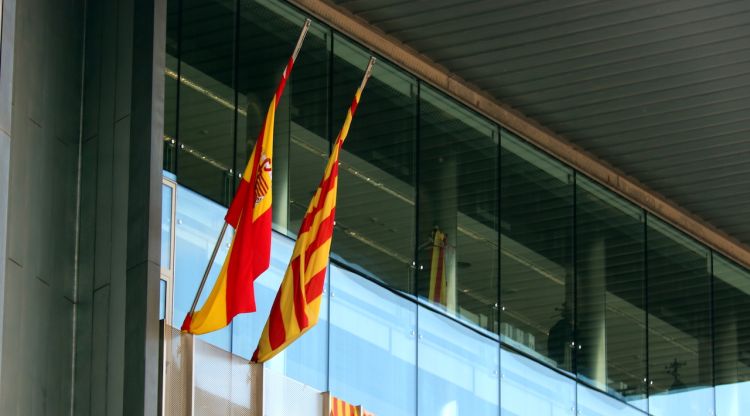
[290, 0, 750, 268]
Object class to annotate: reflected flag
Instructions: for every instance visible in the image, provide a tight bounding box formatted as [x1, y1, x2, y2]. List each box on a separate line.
[252, 58, 375, 363]
[428, 228, 448, 306]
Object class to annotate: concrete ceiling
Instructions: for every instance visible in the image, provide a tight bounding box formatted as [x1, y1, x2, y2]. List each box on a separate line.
[330, 0, 750, 249]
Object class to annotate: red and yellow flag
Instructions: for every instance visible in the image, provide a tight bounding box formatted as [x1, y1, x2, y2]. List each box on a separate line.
[428, 228, 447, 306]
[252, 59, 374, 362]
[181, 29, 308, 334]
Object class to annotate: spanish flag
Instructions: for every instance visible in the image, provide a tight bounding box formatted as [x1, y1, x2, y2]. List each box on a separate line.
[252, 58, 375, 363]
[181, 22, 310, 334]
[428, 228, 447, 306]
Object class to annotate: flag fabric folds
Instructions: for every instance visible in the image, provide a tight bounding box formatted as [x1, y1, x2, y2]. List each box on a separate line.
[180, 55, 296, 335]
[329, 397, 360, 416]
[252, 65, 372, 363]
[428, 228, 448, 306]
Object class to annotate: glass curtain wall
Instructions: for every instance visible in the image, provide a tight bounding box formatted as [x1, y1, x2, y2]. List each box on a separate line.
[418, 86, 498, 332]
[714, 254, 750, 416]
[646, 217, 713, 415]
[331, 35, 416, 294]
[161, 0, 750, 415]
[500, 130, 574, 373]
[575, 175, 647, 410]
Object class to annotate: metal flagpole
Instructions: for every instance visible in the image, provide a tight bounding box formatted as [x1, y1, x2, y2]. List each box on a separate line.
[184, 18, 313, 325]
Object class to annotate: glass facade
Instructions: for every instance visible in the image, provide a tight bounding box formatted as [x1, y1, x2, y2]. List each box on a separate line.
[162, 0, 750, 415]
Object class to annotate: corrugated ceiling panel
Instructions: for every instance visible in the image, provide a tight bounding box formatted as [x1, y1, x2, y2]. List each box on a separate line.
[332, 0, 750, 246]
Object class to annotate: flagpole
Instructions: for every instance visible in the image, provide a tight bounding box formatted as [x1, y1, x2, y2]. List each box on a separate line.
[360, 56, 376, 91]
[183, 19, 313, 326]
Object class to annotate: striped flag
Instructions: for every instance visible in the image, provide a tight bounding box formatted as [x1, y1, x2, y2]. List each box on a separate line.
[252, 58, 375, 363]
[428, 228, 448, 306]
[323, 393, 373, 416]
[329, 397, 359, 416]
[181, 22, 310, 334]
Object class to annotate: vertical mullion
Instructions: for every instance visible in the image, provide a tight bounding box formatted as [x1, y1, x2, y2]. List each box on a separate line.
[173, 0, 183, 178]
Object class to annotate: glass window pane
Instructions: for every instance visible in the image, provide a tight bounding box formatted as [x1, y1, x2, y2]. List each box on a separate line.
[331, 36, 417, 294]
[646, 216, 713, 416]
[713, 254, 750, 416]
[418, 86, 498, 332]
[177, 0, 235, 205]
[329, 265, 416, 416]
[237, 1, 330, 235]
[500, 130, 574, 372]
[173, 186, 232, 350]
[577, 383, 646, 416]
[500, 348, 575, 415]
[164, 0, 178, 172]
[418, 307, 499, 415]
[575, 175, 646, 408]
[161, 183, 173, 271]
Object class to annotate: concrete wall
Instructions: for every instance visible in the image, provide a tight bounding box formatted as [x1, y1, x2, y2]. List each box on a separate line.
[0, 0, 164, 414]
[0, 0, 83, 414]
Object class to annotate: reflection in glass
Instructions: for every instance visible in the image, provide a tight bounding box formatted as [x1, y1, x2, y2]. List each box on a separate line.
[331, 36, 416, 294]
[177, 0, 236, 205]
[500, 130, 574, 372]
[501, 348, 575, 415]
[713, 255, 750, 416]
[418, 86, 498, 332]
[329, 265, 416, 416]
[575, 176, 646, 408]
[173, 186, 232, 350]
[647, 216, 713, 415]
[418, 306, 499, 415]
[236, 1, 330, 235]
[163, 0, 178, 172]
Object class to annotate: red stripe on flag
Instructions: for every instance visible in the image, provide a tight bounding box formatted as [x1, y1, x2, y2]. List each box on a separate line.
[225, 178, 251, 227]
[298, 162, 339, 235]
[275, 57, 294, 103]
[305, 268, 327, 302]
[224, 208, 272, 320]
[304, 209, 336, 270]
[291, 257, 309, 330]
[267, 290, 286, 350]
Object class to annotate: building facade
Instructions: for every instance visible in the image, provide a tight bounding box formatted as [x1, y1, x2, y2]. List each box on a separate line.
[1, 0, 749, 415]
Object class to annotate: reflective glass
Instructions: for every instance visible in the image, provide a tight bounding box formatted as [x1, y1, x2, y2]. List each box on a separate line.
[173, 186, 232, 350]
[500, 130, 574, 372]
[576, 383, 646, 416]
[713, 254, 750, 416]
[236, 0, 330, 235]
[418, 86, 498, 332]
[500, 348, 575, 415]
[177, 0, 236, 205]
[331, 36, 417, 294]
[647, 216, 713, 415]
[161, 183, 173, 271]
[418, 306, 499, 415]
[329, 265, 416, 416]
[575, 175, 646, 408]
[163, 0, 178, 172]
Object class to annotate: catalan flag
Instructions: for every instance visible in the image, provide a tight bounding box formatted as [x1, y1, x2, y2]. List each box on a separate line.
[252, 58, 375, 363]
[329, 397, 360, 416]
[181, 21, 311, 335]
[428, 228, 448, 306]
